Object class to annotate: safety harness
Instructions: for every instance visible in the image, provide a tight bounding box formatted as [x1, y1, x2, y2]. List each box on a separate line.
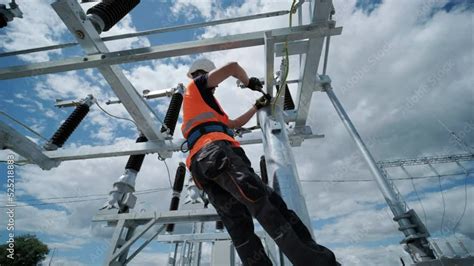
[185, 121, 234, 151]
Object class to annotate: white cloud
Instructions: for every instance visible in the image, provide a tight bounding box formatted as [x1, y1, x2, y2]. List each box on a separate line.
[171, 0, 215, 19]
[49, 257, 88, 266]
[334, 244, 412, 266]
[317, 206, 400, 244]
[128, 250, 169, 266]
[0, 0, 67, 62]
[101, 14, 150, 52]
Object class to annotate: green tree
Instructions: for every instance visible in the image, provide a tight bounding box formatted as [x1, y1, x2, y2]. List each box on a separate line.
[0, 234, 49, 266]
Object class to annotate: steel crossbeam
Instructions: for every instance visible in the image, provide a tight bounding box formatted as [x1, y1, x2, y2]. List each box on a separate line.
[0, 24, 342, 80]
[93, 209, 220, 224]
[0, 121, 59, 170]
[10, 131, 323, 165]
[156, 231, 266, 243]
[377, 153, 474, 168]
[0, 10, 290, 58]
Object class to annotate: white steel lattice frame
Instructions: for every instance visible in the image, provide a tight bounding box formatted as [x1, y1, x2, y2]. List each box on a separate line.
[0, 1, 338, 265]
[0, 0, 340, 169]
[6, 1, 472, 265]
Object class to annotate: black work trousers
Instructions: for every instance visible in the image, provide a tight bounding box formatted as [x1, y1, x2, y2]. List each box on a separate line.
[190, 140, 337, 266]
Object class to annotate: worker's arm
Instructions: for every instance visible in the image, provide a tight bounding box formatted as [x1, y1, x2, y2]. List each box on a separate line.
[228, 95, 271, 128]
[228, 106, 257, 129]
[207, 62, 249, 88]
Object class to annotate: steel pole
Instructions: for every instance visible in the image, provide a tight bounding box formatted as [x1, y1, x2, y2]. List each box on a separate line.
[257, 106, 313, 235]
[325, 87, 406, 216]
[324, 85, 435, 261]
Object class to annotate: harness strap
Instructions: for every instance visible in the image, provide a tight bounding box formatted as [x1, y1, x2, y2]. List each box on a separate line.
[186, 121, 234, 150]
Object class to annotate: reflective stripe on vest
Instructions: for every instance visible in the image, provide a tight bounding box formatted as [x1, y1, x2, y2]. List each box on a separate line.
[181, 112, 215, 134]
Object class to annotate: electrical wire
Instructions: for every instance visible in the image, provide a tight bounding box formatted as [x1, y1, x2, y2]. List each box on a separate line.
[0, 110, 49, 141]
[0, 197, 108, 208]
[410, 173, 428, 225]
[437, 118, 474, 153]
[299, 171, 473, 183]
[427, 163, 447, 235]
[94, 100, 138, 129]
[164, 160, 173, 189]
[0, 187, 170, 208]
[0, 187, 168, 203]
[438, 174, 447, 235]
[271, 0, 297, 116]
[453, 162, 470, 234]
[401, 165, 427, 224]
[96, 98, 168, 134]
[157, 155, 173, 189]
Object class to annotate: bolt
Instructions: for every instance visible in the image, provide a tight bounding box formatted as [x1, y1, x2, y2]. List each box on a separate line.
[75, 30, 85, 39]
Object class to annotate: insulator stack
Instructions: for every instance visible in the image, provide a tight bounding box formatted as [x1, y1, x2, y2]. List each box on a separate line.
[259, 155, 268, 185]
[276, 84, 295, 110]
[215, 221, 224, 231]
[44, 103, 90, 150]
[160, 92, 183, 136]
[166, 162, 186, 233]
[124, 134, 148, 172]
[87, 0, 140, 32]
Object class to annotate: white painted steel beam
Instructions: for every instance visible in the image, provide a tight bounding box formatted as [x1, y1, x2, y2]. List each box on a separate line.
[156, 232, 262, 242]
[264, 31, 275, 96]
[93, 209, 220, 224]
[325, 85, 436, 261]
[275, 40, 309, 57]
[295, 0, 336, 127]
[0, 24, 342, 80]
[0, 121, 59, 170]
[41, 140, 181, 161]
[29, 132, 323, 163]
[51, 0, 166, 142]
[0, 10, 290, 58]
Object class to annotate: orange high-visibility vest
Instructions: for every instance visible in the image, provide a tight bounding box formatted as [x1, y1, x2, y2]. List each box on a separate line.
[181, 79, 240, 167]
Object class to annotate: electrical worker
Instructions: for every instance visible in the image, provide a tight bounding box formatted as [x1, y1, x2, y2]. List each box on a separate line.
[182, 58, 337, 265]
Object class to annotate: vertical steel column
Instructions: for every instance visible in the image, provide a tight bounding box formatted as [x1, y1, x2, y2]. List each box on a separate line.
[325, 86, 407, 217]
[191, 222, 204, 266]
[264, 31, 275, 97]
[180, 241, 187, 266]
[168, 243, 179, 266]
[256, 107, 313, 234]
[324, 85, 435, 261]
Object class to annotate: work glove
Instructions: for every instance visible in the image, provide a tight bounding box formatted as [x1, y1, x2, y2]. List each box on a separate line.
[247, 77, 263, 91]
[254, 94, 272, 110]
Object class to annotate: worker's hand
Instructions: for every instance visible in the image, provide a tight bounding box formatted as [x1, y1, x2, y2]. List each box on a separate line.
[247, 77, 263, 91]
[254, 94, 272, 110]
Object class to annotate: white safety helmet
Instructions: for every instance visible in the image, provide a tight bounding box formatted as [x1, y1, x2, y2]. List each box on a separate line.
[187, 58, 216, 78]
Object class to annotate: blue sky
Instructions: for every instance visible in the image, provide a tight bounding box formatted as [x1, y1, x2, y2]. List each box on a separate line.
[0, 0, 473, 265]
